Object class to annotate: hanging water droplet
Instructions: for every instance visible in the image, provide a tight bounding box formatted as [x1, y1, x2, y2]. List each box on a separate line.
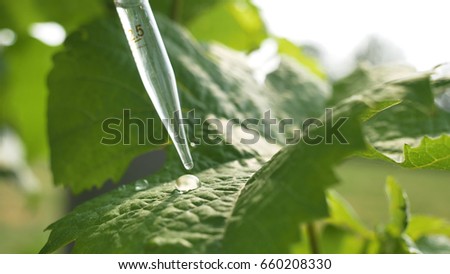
[175, 175, 200, 193]
[135, 179, 150, 191]
[431, 63, 450, 113]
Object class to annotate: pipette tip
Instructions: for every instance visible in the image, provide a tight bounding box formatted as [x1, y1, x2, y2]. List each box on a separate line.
[183, 161, 194, 171]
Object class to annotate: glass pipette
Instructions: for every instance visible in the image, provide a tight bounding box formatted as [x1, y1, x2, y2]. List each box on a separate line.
[114, 0, 194, 170]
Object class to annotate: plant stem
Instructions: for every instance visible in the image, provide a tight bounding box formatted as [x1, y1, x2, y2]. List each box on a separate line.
[171, 0, 183, 22]
[306, 223, 320, 254]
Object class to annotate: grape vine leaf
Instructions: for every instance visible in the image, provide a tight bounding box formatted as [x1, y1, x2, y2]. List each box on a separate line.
[402, 135, 450, 169]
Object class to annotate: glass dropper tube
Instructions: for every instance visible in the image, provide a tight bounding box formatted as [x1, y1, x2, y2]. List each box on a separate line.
[114, 0, 194, 170]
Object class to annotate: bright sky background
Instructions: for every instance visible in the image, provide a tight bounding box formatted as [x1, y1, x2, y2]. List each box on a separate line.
[254, 0, 450, 75]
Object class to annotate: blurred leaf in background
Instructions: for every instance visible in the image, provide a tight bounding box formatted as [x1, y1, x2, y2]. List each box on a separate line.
[310, 191, 373, 254]
[186, 0, 268, 51]
[375, 177, 418, 254]
[1, 0, 57, 159]
[315, 178, 450, 254]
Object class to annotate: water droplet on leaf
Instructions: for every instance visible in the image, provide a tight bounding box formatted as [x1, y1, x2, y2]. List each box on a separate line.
[135, 179, 150, 191]
[431, 63, 450, 113]
[175, 175, 200, 193]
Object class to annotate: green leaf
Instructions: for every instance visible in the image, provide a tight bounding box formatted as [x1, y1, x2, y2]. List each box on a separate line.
[402, 135, 450, 169]
[326, 190, 371, 237]
[47, 15, 328, 193]
[364, 76, 450, 168]
[307, 191, 377, 254]
[221, 118, 365, 253]
[264, 56, 330, 122]
[333, 65, 450, 171]
[41, 148, 265, 254]
[385, 176, 410, 236]
[187, 0, 267, 51]
[47, 18, 158, 192]
[375, 177, 420, 254]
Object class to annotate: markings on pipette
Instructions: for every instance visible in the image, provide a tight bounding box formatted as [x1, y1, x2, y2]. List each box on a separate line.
[128, 24, 145, 43]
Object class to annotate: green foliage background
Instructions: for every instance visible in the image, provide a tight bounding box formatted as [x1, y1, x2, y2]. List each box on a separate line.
[1, 0, 449, 254]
